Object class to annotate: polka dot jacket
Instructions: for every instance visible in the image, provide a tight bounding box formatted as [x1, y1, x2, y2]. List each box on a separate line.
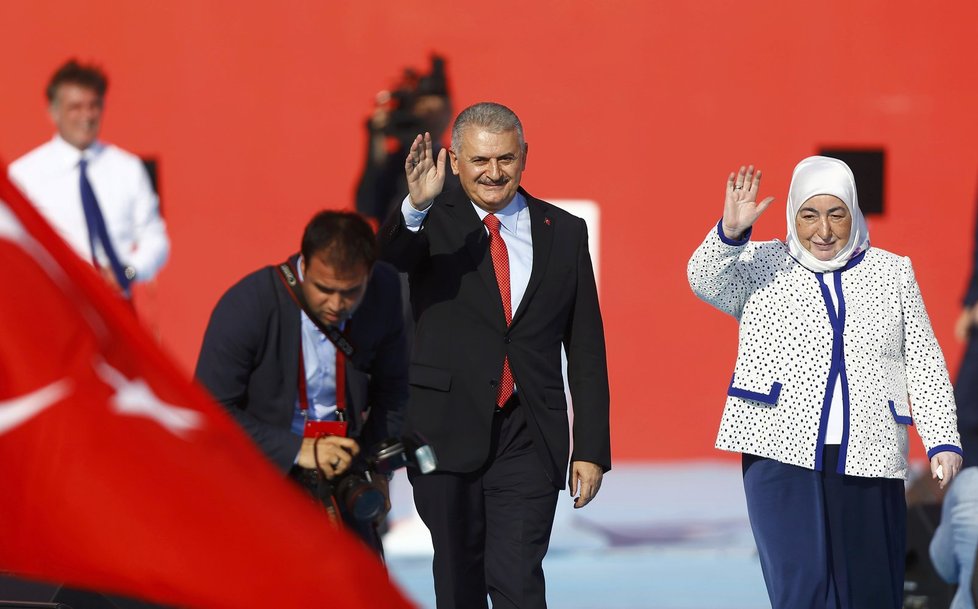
[688, 222, 962, 479]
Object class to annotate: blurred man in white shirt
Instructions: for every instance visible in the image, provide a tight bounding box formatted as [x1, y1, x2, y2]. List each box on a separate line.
[9, 59, 169, 295]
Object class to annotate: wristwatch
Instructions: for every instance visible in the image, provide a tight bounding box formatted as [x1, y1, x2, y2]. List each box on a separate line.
[124, 265, 137, 281]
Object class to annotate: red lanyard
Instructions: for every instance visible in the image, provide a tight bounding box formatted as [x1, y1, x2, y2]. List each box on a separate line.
[298, 328, 349, 438]
[274, 260, 353, 438]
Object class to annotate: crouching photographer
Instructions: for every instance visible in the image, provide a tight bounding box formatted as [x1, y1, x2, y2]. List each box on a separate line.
[195, 210, 415, 556]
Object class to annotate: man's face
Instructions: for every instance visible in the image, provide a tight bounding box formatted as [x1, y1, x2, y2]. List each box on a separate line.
[49, 83, 103, 151]
[449, 127, 527, 213]
[300, 254, 370, 326]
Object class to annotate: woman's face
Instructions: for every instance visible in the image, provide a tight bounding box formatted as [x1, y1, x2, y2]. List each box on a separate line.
[794, 195, 852, 261]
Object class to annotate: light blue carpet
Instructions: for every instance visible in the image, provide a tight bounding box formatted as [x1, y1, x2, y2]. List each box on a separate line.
[383, 461, 771, 609]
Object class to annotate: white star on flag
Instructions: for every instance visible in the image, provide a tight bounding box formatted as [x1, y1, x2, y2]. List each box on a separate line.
[94, 360, 204, 439]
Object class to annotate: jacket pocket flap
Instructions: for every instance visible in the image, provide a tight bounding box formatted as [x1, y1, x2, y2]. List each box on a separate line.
[888, 400, 913, 425]
[409, 364, 452, 392]
[727, 374, 782, 405]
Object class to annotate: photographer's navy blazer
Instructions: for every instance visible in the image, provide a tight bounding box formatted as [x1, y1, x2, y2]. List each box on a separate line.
[195, 257, 408, 472]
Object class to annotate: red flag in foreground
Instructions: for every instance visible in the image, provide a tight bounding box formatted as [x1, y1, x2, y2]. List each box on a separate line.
[0, 168, 415, 609]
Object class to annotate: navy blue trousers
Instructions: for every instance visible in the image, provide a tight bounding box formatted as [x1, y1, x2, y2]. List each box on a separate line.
[742, 446, 906, 609]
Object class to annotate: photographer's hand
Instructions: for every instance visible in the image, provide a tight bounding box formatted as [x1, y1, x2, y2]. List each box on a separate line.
[297, 435, 360, 479]
[569, 460, 603, 509]
[404, 131, 446, 210]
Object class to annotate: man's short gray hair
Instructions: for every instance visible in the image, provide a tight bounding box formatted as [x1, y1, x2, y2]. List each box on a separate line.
[451, 102, 525, 153]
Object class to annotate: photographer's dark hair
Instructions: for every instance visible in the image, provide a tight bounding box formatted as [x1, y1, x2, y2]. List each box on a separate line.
[301, 211, 377, 271]
[46, 59, 109, 103]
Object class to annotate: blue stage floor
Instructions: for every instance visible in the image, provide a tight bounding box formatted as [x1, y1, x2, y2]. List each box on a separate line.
[383, 461, 772, 609]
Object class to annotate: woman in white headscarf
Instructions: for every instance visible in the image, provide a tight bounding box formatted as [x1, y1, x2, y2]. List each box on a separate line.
[688, 157, 964, 609]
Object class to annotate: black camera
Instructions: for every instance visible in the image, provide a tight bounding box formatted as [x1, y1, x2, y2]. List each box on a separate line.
[381, 55, 450, 144]
[330, 432, 437, 523]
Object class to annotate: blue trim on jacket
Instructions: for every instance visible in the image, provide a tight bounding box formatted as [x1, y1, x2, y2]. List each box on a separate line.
[841, 249, 868, 271]
[927, 444, 964, 459]
[813, 271, 850, 472]
[833, 272, 852, 474]
[716, 219, 752, 246]
[888, 400, 914, 425]
[727, 374, 782, 404]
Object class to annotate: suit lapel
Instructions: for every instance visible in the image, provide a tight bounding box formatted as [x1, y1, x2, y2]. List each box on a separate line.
[447, 191, 509, 326]
[512, 191, 553, 325]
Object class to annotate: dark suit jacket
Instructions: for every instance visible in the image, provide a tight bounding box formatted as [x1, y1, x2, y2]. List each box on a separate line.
[379, 187, 610, 488]
[965, 181, 978, 308]
[194, 257, 408, 472]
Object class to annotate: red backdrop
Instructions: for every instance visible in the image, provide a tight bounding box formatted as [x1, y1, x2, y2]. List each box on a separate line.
[3, 0, 977, 462]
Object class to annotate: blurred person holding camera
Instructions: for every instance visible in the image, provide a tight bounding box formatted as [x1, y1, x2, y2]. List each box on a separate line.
[8, 58, 169, 298]
[355, 55, 458, 224]
[195, 210, 409, 554]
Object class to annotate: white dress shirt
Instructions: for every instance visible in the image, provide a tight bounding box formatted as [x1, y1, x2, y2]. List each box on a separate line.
[8, 135, 170, 280]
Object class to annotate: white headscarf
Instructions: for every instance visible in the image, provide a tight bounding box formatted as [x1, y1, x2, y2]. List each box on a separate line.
[785, 156, 870, 272]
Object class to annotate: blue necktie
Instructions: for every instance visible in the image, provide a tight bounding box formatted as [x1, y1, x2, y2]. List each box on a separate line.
[79, 158, 131, 294]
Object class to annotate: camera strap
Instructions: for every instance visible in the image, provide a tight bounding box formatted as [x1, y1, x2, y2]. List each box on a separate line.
[312, 437, 343, 526]
[276, 260, 352, 438]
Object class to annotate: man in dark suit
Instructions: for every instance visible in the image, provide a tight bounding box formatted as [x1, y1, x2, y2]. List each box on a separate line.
[379, 102, 610, 609]
[195, 211, 407, 552]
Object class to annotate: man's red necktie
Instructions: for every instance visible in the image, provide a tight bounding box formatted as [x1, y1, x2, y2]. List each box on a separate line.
[483, 213, 515, 407]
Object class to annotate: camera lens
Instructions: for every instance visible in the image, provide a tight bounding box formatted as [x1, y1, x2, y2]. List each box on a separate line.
[335, 476, 385, 522]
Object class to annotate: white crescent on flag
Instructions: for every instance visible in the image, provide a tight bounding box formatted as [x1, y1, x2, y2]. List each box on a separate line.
[0, 198, 27, 243]
[0, 380, 71, 437]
